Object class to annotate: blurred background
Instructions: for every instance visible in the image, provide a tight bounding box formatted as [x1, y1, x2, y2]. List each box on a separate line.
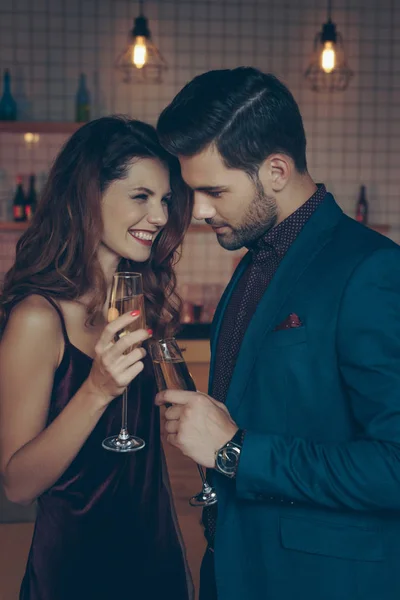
[0, 0, 399, 291]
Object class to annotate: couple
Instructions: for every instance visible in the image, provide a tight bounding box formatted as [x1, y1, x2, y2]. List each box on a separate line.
[1, 67, 400, 600]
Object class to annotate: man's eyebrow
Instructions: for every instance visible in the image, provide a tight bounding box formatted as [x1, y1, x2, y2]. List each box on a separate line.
[193, 185, 229, 192]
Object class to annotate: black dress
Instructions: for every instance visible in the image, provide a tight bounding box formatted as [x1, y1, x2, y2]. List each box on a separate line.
[19, 296, 193, 600]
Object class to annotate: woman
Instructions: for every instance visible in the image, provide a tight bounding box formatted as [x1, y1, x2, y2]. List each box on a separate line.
[0, 116, 194, 599]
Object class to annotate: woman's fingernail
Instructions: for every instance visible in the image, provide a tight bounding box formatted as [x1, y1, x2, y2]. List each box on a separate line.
[131, 310, 140, 317]
[147, 329, 153, 336]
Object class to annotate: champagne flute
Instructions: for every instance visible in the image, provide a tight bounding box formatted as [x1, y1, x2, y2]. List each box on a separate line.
[102, 272, 146, 453]
[149, 338, 217, 507]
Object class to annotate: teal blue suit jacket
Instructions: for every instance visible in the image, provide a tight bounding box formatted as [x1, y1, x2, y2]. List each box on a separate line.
[209, 193, 400, 600]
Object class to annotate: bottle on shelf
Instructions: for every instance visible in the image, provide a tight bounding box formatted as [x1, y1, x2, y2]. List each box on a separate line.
[12, 175, 26, 222]
[0, 69, 17, 121]
[25, 174, 37, 221]
[75, 74, 90, 123]
[355, 184, 368, 225]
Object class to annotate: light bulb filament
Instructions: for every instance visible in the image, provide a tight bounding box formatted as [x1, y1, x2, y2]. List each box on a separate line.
[132, 36, 147, 69]
[321, 41, 336, 73]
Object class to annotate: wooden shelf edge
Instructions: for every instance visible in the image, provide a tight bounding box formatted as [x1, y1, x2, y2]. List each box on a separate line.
[369, 224, 390, 234]
[0, 122, 83, 134]
[0, 221, 28, 231]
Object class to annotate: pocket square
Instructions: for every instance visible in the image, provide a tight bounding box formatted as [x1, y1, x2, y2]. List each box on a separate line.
[274, 313, 303, 331]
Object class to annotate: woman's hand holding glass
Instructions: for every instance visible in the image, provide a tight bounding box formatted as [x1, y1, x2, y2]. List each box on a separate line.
[86, 311, 150, 408]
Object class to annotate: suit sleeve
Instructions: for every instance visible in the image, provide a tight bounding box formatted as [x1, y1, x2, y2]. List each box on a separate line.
[236, 247, 400, 510]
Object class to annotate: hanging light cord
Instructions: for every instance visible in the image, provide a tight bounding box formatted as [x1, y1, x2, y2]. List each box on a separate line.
[327, 0, 332, 20]
[139, 0, 144, 17]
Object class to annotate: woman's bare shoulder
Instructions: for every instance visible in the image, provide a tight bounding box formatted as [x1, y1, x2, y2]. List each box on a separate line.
[5, 294, 63, 339]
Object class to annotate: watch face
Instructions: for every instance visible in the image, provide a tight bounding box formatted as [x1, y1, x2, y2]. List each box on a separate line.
[217, 443, 241, 476]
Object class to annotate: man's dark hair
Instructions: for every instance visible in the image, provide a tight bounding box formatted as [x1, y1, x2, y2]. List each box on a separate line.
[157, 67, 307, 175]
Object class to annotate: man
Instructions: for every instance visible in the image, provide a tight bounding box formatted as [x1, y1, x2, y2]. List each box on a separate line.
[155, 67, 400, 600]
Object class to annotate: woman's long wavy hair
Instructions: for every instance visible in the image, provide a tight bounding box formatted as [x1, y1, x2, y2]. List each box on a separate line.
[0, 116, 192, 338]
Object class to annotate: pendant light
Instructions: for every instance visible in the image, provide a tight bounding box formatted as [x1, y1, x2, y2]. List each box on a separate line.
[304, 0, 353, 92]
[115, 0, 167, 83]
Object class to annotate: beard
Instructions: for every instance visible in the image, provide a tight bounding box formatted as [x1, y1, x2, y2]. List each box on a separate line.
[206, 178, 278, 251]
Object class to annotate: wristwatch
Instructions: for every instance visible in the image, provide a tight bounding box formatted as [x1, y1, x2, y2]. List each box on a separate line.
[215, 429, 245, 478]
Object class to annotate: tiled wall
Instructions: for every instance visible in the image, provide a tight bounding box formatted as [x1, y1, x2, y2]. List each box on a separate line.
[0, 0, 399, 290]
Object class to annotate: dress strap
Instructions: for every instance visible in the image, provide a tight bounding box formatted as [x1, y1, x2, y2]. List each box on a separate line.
[13, 293, 70, 344]
[37, 295, 70, 344]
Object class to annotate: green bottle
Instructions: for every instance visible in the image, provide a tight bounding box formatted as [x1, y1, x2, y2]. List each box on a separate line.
[0, 69, 17, 121]
[75, 74, 90, 123]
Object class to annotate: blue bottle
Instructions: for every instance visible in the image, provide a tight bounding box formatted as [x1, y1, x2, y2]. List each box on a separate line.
[75, 74, 90, 123]
[0, 69, 17, 121]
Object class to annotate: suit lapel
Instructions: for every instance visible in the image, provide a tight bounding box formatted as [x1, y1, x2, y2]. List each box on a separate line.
[211, 194, 343, 414]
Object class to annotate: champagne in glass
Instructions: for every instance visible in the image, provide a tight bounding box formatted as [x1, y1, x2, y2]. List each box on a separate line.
[153, 358, 196, 393]
[111, 295, 145, 350]
[150, 338, 217, 507]
[102, 272, 146, 453]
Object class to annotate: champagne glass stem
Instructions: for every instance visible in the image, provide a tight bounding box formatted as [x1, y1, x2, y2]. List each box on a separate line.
[197, 464, 208, 486]
[119, 387, 129, 440]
